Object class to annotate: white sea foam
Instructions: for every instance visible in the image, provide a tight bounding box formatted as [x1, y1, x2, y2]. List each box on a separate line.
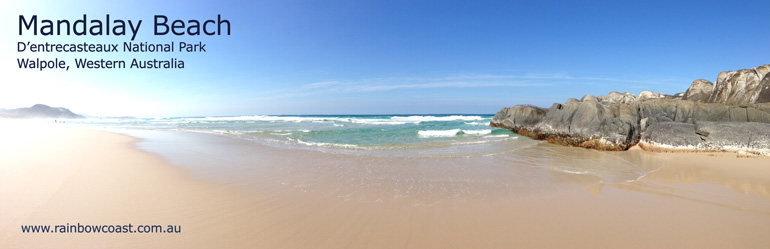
[77, 118, 143, 124]
[200, 115, 268, 121]
[351, 115, 487, 125]
[155, 115, 489, 126]
[464, 122, 488, 126]
[418, 129, 462, 137]
[391, 115, 484, 123]
[198, 115, 347, 123]
[195, 115, 405, 125]
[418, 129, 498, 137]
[462, 129, 492, 135]
[350, 119, 411, 125]
[269, 129, 312, 133]
[296, 139, 360, 148]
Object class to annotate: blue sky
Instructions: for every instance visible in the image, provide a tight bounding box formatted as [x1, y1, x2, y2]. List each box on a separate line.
[3, 0, 769, 117]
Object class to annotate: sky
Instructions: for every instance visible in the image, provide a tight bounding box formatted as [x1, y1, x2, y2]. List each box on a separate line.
[2, 0, 769, 117]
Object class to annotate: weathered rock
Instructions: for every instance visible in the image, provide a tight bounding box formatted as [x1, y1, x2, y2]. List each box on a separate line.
[638, 122, 701, 151]
[696, 121, 770, 156]
[638, 91, 664, 101]
[506, 96, 640, 150]
[622, 99, 770, 125]
[747, 105, 770, 123]
[598, 91, 636, 104]
[491, 63, 770, 155]
[757, 72, 770, 103]
[707, 64, 770, 104]
[638, 121, 770, 156]
[489, 105, 547, 131]
[493, 97, 770, 152]
[682, 79, 713, 102]
[581, 94, 597, 102]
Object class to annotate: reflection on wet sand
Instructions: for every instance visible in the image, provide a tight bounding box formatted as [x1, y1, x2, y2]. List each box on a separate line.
[119, 129, 770, 248]
[495, 143, 770, 215]
[608, 150, 770, 215]
[130, 130, 770, 215]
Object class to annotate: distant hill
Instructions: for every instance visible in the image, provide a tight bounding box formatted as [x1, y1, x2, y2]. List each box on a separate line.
[0, 104, 85, 119]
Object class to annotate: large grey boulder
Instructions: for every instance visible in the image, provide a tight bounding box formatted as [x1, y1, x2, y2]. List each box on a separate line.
[543, 97, 638, 150]
[696, 121, 770, 155]
[638, 122, 702, 151]
[682, 79, 713, 102]
[501, 96, 641, 150]
[490, 105, 547, 131]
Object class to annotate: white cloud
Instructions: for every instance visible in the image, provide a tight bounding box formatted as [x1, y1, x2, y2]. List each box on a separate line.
[251, 73, 682, 101]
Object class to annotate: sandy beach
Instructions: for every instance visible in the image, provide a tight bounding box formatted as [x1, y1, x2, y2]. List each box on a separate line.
[1, 123, 769, 248]
[5, 0, 769, 248]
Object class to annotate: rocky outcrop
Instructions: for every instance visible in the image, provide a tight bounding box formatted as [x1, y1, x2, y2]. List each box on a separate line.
[707, 64, 770, 104]
[490, 105, 547, 131]
[638, 91, 665, 101]
[492, 95, 770, 151]
[490, 63, 770, 156]
[637, 99, 770, 124]
[638, 122, 701, 151]
[536, 95, 640, 150]
[682, 79, 713, 102]
[639, 121, 770, 157]
[597, 91, 636, 104]
[758, 72, 770, 103]
[0, 104, 84, 119]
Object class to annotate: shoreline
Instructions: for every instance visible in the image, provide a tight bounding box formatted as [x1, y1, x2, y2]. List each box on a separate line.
[1, 123, 769, 248]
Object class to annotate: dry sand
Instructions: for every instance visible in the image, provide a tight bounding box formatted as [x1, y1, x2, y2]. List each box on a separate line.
[1, 123, 769, 248]
[0, 124, 258, 248]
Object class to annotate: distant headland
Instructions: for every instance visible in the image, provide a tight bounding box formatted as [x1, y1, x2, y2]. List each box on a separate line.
[0, 104, 85, 119]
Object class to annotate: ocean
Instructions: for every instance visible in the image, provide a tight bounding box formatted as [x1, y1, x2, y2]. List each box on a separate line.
[67, 114, 652, 185]
[70, 114, 518, 151]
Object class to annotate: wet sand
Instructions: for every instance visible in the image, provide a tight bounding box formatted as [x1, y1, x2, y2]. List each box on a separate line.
[1, 123, 769, 248]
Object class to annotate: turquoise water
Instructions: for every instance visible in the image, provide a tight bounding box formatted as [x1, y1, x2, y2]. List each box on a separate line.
[71, 114, 518, 149]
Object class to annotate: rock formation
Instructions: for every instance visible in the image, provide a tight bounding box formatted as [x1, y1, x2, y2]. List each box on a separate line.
[639, 121, 770, 156]
[491, 63, 770, 156]
[682, 79, 713, 102]
[707, 64, 770, 104]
